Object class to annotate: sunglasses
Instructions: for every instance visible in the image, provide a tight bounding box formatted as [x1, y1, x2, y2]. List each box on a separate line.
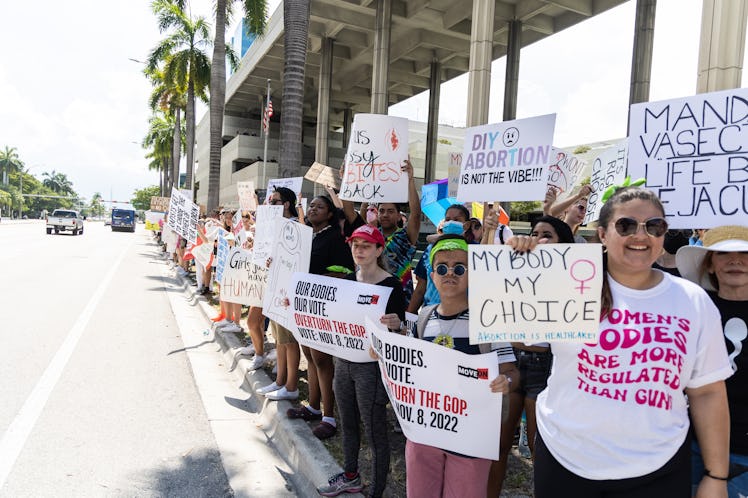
[269, 199, 283, 205]
[613, 217, 668, 237]
[434, 263, 467, 277]
[242, 215, 251, 220]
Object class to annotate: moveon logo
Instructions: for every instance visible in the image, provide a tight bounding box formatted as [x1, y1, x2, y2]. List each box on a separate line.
[357, 294, 380, 305]
[457, 365, 488, 380]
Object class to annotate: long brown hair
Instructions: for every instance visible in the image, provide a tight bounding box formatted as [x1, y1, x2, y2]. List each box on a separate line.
[598, 187, 665, 319]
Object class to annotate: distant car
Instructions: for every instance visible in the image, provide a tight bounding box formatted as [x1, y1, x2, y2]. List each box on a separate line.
[104, 219, 111, 226]
[46, 209, 84, 235]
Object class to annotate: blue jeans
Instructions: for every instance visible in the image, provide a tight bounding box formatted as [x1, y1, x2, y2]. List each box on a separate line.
[692, 441, 748, 497]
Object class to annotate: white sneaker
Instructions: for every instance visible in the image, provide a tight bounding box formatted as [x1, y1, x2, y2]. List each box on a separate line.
[257, 382, 283, 395]
[214, 319, 232, 329]
[247, 354, 265, 371]
[265, 386, 299, 401]
[221, 323, 244, 334]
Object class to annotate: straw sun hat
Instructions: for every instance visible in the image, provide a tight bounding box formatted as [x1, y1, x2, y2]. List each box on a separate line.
[676, 225, 748, 291]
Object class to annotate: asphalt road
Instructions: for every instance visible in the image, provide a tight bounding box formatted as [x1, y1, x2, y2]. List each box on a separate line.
[0, 221, 296, 497]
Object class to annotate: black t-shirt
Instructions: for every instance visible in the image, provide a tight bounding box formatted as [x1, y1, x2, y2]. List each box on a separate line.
[309, 224, 355, 275]
[346, 273, 407, 322]
[708, 291, 748, 454]
[652, 262, 681, 277]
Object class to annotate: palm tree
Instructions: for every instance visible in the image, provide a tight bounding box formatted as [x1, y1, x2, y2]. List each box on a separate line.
[0, 146, 24, 185]
[148, 0, 212, 192]
[143, 112, 177, 195]
[279, 0, 310, 178]
[204, 0, 267, 213]
[42, 170, 75, 196]
[90, 192, 104, 218]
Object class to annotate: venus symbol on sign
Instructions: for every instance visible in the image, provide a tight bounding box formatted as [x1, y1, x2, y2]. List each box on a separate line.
[570, 259, 596, 294]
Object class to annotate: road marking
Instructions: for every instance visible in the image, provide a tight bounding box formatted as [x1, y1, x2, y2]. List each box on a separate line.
[0, 241, 131, 488]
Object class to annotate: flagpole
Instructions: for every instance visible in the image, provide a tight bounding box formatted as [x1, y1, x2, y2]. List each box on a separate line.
[262, 79, 270, 188]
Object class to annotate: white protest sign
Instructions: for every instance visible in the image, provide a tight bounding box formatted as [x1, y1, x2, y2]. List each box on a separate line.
[262, 219, 313, 327]
[457, 114, 556, 202]
[448, 151, 462, 198]
[220, 247, 268, 306]
[162, 226, 177, 254]
[237, 181, 257, 212]
[584, 140, 628, 224]
[251, 205, 284, 266]
[368, 319, 501, 460]
[468, 244, 602, 343]
[340, 114, 409, 203]
[145, 210, 164, 231]
[192, 240, 213, 268]
[305, 161, 340, 189]
[628, 88, 748, 228]
[215, 231, 230, 284]
[265, 177, 303, 204]
[404, 311, 418, 336]
[286, 273, 392, 362]
[546, 148, 587, 200]
[166, 188, 200, 243]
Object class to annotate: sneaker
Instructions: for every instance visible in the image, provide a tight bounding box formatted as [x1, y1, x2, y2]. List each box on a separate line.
[221, 323, 244, 334]
[286, 406, 322, 421]
[214, 319, 233, 329]
[265, 386, 299, 401]
[247, 354, 265, 371]
[257, 382, 283, 395]
[317, 472, 363, 497]
[313, 421, 338, 440]
[211, 314, 226, 322]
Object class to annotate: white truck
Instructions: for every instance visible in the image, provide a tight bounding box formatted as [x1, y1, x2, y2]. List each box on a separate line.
[46, 209, 84, 235]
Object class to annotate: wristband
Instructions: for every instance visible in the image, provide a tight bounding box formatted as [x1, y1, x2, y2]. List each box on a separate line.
[704, 469, 729, 481]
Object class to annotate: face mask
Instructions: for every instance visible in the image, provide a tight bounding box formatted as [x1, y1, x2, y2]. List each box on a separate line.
[442, 220, 465, 236]
[663, 230, 690, 254]
[366, 210, 378, 223]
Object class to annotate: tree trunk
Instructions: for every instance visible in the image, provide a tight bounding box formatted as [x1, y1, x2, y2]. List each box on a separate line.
[279, 0, 310, 178]
[207, 0, 227, 213]
[185, 78, 196, 194]
[172, 108, 182, 190]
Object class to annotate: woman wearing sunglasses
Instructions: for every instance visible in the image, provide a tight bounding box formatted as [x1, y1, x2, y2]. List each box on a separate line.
[509, 187, 731, 498]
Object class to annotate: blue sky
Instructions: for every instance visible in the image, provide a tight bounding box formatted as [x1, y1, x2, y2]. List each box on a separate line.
[0, 0, 744, 202]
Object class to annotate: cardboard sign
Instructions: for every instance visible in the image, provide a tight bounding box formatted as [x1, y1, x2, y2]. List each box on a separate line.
[150, 196, 170, 212]
[166, 188, 199, 244]
[457, 114, 556, 202]
[262, 219, 313, 327]
[340, 114, 409, 202]
[628, 88, 748, 228]
[584, 140, 628, 224]
[546, 148, 587, 200]
[220, 247, 268, 306]
[215, 230, 230, 285]
[468, 244, 602, 343]
[369, 320, 501, 460]
[265, 177, 303, 204]
[305, 161, 340, 189]
[251, 205, 284, 266]
[145, 211, 164, 231]
[285, 273, 392, 362]
[237, 181, 257, 212]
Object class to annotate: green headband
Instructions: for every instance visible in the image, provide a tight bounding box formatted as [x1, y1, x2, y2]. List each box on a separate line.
[430, 238, 469, 266]
[600, 176, 646, 203]
[326, 265, 353, 275]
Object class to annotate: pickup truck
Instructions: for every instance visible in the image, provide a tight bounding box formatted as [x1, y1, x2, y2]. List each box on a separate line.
[46, 209, 84, 235]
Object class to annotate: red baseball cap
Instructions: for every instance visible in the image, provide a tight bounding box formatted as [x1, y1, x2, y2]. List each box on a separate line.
[346, 224, 385, 246]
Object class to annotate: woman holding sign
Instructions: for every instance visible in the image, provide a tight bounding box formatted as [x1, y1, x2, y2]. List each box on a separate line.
[317, 224, 406, 497]
[510, 187, 731, 498]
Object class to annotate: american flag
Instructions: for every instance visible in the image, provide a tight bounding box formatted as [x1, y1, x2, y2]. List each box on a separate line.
[262, 97, 273, 134]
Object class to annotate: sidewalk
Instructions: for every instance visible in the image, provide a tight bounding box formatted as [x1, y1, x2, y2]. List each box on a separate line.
[170, 263, 364, 498]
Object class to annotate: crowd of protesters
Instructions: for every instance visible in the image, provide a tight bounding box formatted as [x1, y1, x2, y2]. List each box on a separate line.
[154, 164, 744, 498]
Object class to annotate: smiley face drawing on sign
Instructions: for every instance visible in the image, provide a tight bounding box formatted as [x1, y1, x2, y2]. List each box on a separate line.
[282, 221, 301, 251]
[502, 127, 520, 147]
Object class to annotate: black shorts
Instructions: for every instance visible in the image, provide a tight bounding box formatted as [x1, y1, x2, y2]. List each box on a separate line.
[514, 348, 552, 400]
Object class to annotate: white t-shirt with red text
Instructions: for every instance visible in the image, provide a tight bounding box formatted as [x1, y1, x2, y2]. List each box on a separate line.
[537, 271, 732, 480]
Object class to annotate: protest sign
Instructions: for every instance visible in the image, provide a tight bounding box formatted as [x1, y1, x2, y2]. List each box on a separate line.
[237, 181, 257, 212]
[546, 148, 587, 200]
[220, 247, 268, 306]
[166, 188, 199, 243]
[192, 239, 213, 268]
[404, 312, 418, 336]
[339, 114, 409, 203]
[628, 88, 748, 228]
[144, 211, 164, 231]
[584, 140, 628, 224]
[468, 244, 602, 343]
[250, 205, 284, 266]
[215, 231, 230, 285]
[448, 151, 462, 198]
[162, 226, 177, 254]
[368, 319, 501, 460]
[150, 196, 170, 212]
[264, 177, 303, 204]
[305, 161, 340, 189]
[286, 273, 392, 362]
[262, 219, 312, 327]
[457, 114, 556, 202]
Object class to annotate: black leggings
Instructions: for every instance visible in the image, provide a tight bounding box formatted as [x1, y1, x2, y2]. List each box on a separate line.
[534, 433, 691, 498]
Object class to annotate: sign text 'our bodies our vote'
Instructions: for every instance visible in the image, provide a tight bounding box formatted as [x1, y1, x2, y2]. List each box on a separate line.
[628, 88, 748, 228]
[468, 244, 602, 343]
[457, 114, 556, 202]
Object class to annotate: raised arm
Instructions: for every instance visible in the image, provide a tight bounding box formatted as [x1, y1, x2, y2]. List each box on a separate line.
[548, 184, 592, 217]
[404, 158, 421, 246]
